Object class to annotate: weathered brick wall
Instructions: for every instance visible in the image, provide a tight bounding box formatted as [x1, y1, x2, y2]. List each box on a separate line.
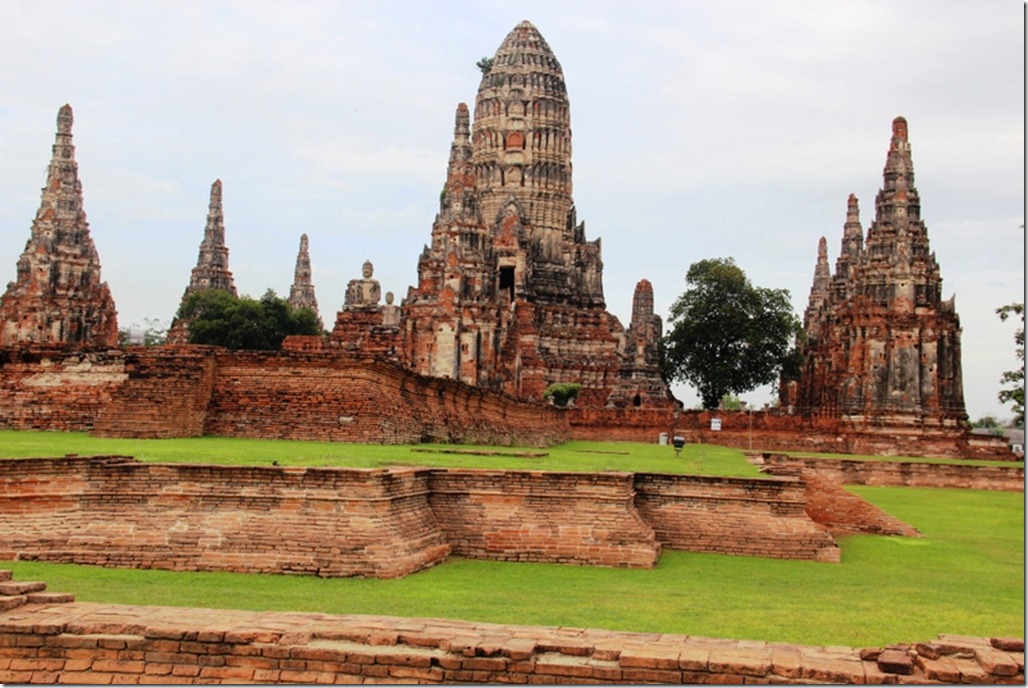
[0, 347, 127, 431]
[204, 350, 569, 446]
[92, 345, 217, 438]
[634, 473, 840, 562]
[0, 457, 450, 578]
[758, 454, 1024, 492]
[429, 470, 660, 568]
[569, 408, 1016, 460]
[0, 346, 570, 446]
[0, 458, 848, 577]
[1, 576, 1023, 685]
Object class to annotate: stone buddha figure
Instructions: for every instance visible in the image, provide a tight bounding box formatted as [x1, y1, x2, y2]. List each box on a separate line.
[381, 291, 401, 327]
[344, 259, 381, 310]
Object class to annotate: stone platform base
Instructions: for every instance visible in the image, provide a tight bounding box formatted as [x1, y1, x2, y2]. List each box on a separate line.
[0, 572, 1023, 684]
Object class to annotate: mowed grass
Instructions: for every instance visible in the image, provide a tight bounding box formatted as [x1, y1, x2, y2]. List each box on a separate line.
[0, 431, 1023, 647]
[0, 430, 760, 477]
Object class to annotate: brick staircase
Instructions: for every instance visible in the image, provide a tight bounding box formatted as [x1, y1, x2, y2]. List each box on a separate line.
[0, 570, 75, 611]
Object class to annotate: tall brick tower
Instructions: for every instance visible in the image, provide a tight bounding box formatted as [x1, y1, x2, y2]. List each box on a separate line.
[288, 233, 320, 326]
[401, 21, 670, 408]
[0, 104, 118, 347]
[167, 180, 238, 343]
[792, 117, 965, 425]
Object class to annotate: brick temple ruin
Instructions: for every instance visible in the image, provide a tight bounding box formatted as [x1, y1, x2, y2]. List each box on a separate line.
[784, 117, 966, 430]
[0, 23, 1013, 458]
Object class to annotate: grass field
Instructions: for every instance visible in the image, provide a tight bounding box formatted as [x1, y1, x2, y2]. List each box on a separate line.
[0, 431, 1023, 647]
[0, 430, 763, 476]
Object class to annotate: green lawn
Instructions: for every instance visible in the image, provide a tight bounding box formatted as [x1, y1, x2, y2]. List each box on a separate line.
[0, 430, 761, 477]
[0, 432, 1023, 647]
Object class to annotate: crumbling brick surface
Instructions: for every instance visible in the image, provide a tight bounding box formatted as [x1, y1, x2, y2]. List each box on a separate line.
[0, 572, 1021, 685]
[0, 457, 846, 577]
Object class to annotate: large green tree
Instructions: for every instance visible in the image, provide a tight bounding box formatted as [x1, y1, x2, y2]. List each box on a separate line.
[177, 288, 321, 350]
[662, 258, 801, 409]
[996, 302, 1024, 426]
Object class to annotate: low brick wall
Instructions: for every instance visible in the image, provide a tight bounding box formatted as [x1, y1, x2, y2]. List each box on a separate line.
[430, 470, 660, 568]
[0, 575, 1023, 684]
[0, 347, 127, 431]
[635, 473, 840, 562]
[0, 457, 449, 578]
[758, 454, 1024, 492]
[0, 457, 842, 577]
[0, 345, 570, 446]
[568, 408, 1016, 460]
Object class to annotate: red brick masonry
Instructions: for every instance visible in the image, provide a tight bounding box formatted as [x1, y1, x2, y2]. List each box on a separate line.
[0, 571, 1022, 684]
[0, 456, 840, 578]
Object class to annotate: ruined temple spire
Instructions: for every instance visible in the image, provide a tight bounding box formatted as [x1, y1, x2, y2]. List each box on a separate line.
[439, 103, 479, 222]
[473, 19, 573, 235]
[0, 104, 118, 347]
[187, 180, 237, 297]
[803, 237, 831, 331]
[167, 180, 238, 343]
[789, 116, 963, 421]
[288, 233, 320, 326]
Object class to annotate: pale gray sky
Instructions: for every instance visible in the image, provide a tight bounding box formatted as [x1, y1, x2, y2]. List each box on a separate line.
[0, 0, 1023, 420]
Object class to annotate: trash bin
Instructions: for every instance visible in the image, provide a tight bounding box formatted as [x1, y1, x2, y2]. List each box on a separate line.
[658, 432, 668, 445]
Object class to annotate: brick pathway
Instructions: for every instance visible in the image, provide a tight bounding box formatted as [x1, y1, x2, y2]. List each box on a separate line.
[0, 571, 1023, 684]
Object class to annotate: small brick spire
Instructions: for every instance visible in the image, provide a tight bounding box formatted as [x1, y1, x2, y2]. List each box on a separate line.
[803, 236, 831, 331]
[167, 180, 238, 343]
[288, 233, 320, 326]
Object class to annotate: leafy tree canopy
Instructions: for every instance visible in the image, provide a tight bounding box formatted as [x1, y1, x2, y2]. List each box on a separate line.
[543, 382, 582, 407]
[662, 258, 801, 409]
[997, 302, 1024, 426]
[177, 289, 321, 350]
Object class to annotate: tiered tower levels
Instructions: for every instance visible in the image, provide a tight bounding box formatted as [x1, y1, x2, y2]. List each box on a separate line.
[0, 105, 118, 347]
[792, 117, 965, 424]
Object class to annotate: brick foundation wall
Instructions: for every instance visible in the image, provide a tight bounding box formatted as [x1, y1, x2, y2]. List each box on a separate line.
[568, 408, 1016, 460]
[758, 454, 1024, 492]
[0, 457, 845, 577]
[92, 346, 216, 438]
[429, 470, 660, 568]
[634, 473, 840, 562]
[0, 576, 1023, 684]
[0, 347, 127, 431]
[0, 457, 449, 578]
[0, 346, 570, 446]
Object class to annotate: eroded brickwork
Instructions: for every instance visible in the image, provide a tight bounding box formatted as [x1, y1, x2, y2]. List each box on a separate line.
[0, 105, 118, 348]
[790, 118, 966, 428]
[0, 346, 570, 446]
[0, 579, 1022, 685]
[0, 456, 844, 577]
[397, 22, 669, 409]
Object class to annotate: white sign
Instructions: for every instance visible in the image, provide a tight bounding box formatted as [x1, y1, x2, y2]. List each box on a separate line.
[711, 418, 722, 431]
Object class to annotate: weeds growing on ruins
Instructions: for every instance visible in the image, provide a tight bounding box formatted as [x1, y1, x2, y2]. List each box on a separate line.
[3, 486, 1022, 648]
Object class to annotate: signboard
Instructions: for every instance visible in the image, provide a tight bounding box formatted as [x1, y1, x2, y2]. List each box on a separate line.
[710, 418, 722, 431]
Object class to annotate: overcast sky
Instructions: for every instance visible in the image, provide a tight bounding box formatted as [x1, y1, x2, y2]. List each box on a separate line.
[0, 0, 1023, 420]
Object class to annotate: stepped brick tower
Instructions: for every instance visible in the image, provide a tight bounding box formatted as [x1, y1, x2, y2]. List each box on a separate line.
[0, 104, 118, 347]
[607, 280, 672, 407]
[288, 233, 321, 327]
[167, 180, 237, 343]
[791, 117, 965, 425]
[400, 21, 669, 407]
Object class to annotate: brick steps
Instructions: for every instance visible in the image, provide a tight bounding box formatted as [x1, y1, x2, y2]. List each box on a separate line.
[0, 571, 74, 611]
